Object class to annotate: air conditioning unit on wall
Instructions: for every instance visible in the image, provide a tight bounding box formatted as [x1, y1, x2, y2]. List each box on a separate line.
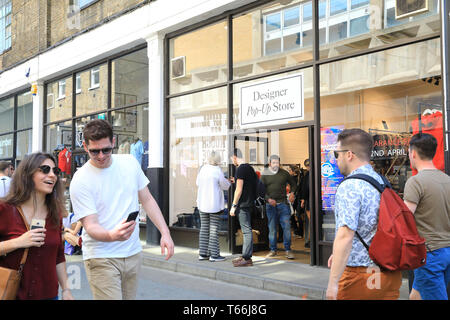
[171, 56, 186, 80]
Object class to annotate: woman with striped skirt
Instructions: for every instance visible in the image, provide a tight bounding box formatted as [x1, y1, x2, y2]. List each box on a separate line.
[196, 152, 231, 262]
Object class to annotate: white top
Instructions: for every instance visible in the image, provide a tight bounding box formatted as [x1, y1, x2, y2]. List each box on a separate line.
[196, 164, 230, 213]
[69, 154, 149, 260]
[0, 176, 11, 198]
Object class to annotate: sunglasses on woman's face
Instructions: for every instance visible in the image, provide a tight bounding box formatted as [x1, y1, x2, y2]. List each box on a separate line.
[87, 147, 113, 156]
[39, 165, 61, 175]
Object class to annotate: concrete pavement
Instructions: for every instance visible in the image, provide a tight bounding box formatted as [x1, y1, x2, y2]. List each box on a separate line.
[141, 244, 410, 300]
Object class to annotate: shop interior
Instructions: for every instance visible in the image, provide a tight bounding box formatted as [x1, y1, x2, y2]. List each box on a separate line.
[234, 127, 312, 264]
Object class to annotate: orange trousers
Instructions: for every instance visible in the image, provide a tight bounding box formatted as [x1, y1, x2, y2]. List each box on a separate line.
[337, 266, 402, 300]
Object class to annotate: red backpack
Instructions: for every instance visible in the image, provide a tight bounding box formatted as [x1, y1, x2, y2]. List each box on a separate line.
[344, 174, 426, 271]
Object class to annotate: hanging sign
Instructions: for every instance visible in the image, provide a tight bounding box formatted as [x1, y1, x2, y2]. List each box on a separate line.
[240, 73, 304, 128]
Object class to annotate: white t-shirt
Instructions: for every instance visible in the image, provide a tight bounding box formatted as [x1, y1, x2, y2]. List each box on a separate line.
[196, 164, 230, 213]
[0, 176, 11, 198]
[69, 154, 149, 260]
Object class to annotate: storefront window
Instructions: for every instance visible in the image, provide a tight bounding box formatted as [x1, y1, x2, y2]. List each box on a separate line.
[0, 97, 13, 134]
[75, 63, 108, 116]
[17, 92, 33, 130]
[0, 133, 13, 159]
[233, 68, 314, 130]
[233, 1, 313, 80]
[47, 76, 73, 123]
[16, 130, 32, 161]
[169, 21, 228, 95]
[169, 87, 228, 230]
[320, 0, 440, 59]
[319, 38, 442, 242]
[111, 104, 149, 171]
[112, 48, 148, 109]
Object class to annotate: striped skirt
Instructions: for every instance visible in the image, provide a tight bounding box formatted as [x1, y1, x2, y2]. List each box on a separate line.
[198, 211, 222, 258]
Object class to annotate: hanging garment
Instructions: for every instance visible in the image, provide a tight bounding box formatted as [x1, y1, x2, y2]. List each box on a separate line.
[410, 111, 444, 175]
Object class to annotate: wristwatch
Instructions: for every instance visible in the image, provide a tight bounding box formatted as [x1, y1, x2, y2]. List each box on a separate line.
[232, 203, 238, 208]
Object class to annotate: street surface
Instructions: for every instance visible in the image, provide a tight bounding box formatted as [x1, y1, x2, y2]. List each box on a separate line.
[65, 255, 301, 300]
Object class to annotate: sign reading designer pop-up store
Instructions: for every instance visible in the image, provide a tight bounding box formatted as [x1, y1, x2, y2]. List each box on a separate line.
[240, 73, 304, 128]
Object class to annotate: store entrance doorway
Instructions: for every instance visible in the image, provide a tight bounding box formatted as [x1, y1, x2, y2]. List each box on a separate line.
[230, 126, 313, 265]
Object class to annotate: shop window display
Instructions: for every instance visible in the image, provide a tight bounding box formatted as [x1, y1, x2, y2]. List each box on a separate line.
[319, 38, 443, 242]
[169, 87, 229, 231]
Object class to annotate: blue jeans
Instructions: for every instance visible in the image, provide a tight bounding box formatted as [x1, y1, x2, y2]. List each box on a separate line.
[266, 202, 291, 251]
[413, 247, 450, 300]
[237, 207, 253, 260]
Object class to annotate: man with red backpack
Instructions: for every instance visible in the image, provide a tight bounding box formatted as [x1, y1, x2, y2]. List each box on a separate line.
[404, 133, 450, 300]
[326, 129, 402, 300]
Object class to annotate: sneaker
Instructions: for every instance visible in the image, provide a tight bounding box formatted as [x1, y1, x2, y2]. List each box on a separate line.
[286, 250, 295, 259]
[265, 251, 277, 258]
[233, 258, 253, 267]
[232, 256, 244, 263]
[198, 255, 209, 261]
[209, 256, 226, 262]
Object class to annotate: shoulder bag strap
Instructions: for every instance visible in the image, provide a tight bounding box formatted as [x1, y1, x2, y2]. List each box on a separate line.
[341, 173, 386, 251]
[15, 206, 30, 274]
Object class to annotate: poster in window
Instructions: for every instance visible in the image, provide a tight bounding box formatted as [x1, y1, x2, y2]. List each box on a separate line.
[395, 0, 429, 19]
[321, 126, 345, 212]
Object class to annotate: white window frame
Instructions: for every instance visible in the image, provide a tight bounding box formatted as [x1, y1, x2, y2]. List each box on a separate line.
[76, 74, 82, 94]
[0, 0, 12, 53]
[89, 66, 100, 90]
[57, 80, 66, 100]
[262, 0, 371, 56]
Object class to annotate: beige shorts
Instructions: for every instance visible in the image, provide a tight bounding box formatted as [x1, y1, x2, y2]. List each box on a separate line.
[84, 252, 142, 300]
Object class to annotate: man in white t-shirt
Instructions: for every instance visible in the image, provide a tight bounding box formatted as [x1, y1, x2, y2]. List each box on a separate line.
[0, 161, 13, 198]
[70, 119, 174, 300]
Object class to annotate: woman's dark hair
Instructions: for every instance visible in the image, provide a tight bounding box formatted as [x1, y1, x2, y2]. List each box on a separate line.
[409, 133, 437, 161]
[4, 152, 66, 227]
[83, 119, 113, 145]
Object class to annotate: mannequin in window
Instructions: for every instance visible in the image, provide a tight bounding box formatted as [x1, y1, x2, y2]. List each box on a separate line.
[118, 137, 131, 154]
[130, 137, 144, 166]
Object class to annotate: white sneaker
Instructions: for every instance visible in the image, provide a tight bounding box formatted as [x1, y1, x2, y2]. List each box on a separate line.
[209, 256, 226, 262]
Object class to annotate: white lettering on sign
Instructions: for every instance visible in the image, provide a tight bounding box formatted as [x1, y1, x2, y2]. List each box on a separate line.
[240, 74, 304, 128]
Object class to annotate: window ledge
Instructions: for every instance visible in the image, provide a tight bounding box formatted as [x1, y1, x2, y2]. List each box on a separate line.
[88, 85, 99, 91]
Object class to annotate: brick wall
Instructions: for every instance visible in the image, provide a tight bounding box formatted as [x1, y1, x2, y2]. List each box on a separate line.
[0, 0, 148, 71]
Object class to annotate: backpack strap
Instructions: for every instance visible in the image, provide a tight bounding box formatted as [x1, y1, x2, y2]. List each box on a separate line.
[341, 173, 391, 252]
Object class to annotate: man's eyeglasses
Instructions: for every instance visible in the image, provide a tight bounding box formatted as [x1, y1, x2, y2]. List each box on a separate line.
[39, 165, 61, 175]
[88, 147, 113, 156]
[333, 149, 350, 159]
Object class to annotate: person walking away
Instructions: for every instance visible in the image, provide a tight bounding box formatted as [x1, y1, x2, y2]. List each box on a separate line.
[0, 161, 13, 198]
[326, 128, 402, 300]
[70, 119, 174, 300]
[229, 148, 256, 267]
[403, 133, 450, 300]
[261, 155, 297, 259]
[196, 152, 231, 262]
[299, 159, 311, 247]
[0, 152, 74, 300]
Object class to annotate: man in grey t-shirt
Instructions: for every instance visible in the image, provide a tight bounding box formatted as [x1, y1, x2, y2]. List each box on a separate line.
[404, 133, 450, 300]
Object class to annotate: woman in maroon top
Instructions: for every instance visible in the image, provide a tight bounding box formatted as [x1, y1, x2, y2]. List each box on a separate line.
[0, 152, 74, 300]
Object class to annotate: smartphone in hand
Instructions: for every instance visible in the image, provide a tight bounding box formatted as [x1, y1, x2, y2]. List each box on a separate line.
[31, 218, 46, 230]
[126, 211, 139, 223]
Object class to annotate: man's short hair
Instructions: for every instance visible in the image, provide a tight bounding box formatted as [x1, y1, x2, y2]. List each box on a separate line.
[0, 161, 11, 172]
[83, 119, 113, 145]
[269, 154, 280, 163]
[337, 128, 373, 162]
[233, 148, 243, 159]
[304, 159, 310, 167]
[409, 133, 437, 161]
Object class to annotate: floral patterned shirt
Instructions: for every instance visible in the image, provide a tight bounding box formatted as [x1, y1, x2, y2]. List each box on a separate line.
[334, 164, 384, 267]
